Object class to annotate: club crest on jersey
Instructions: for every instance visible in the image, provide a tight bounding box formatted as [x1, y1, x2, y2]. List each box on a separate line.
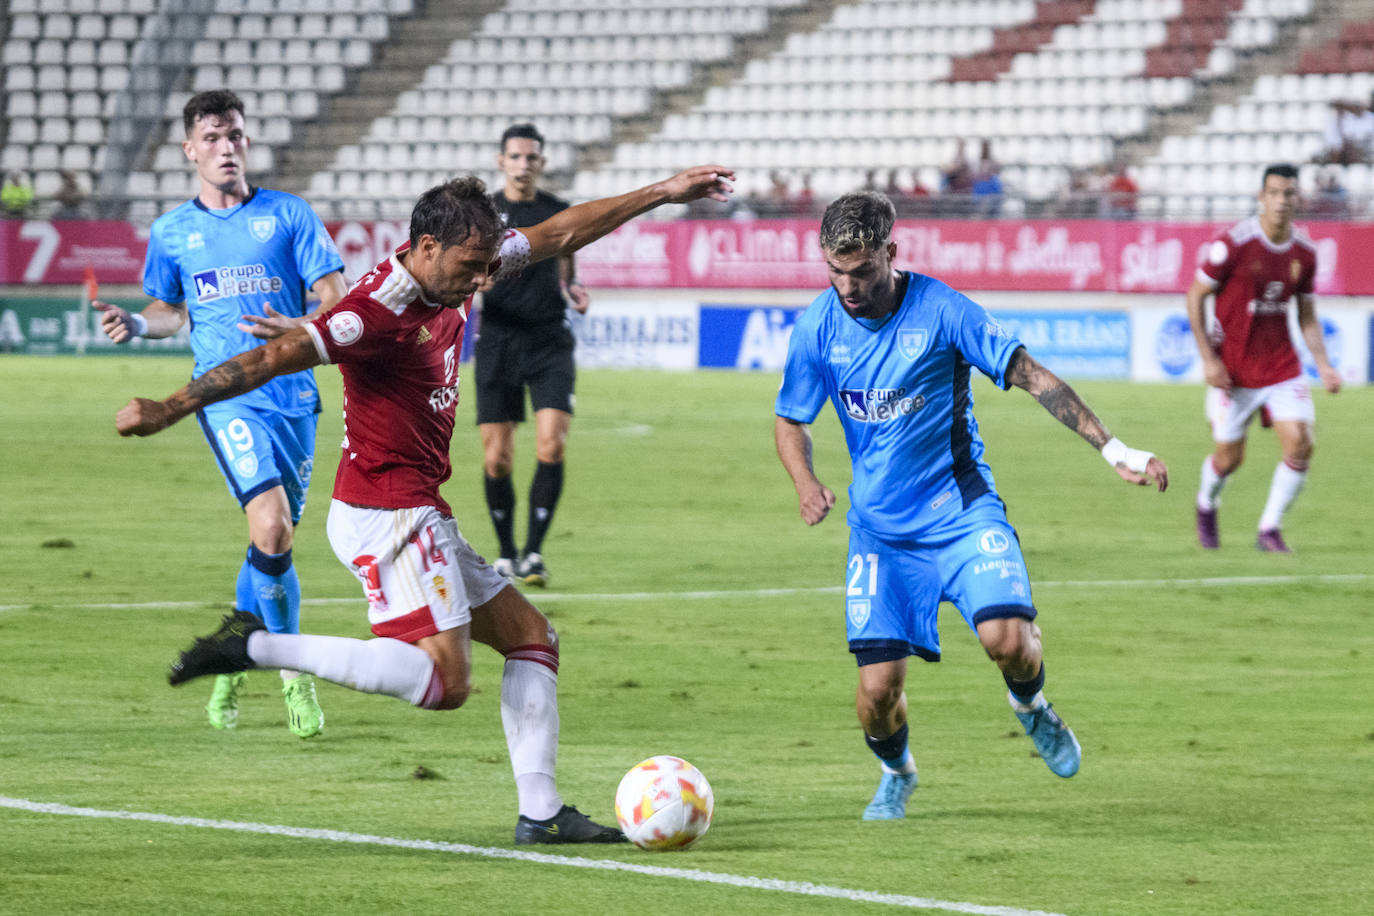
[249, 216, 277, 242]
[847, 599, 871, 629]
[978, 529, 1011, 555]
[898, 329, 928, 360]
[839, 387, 926, 423]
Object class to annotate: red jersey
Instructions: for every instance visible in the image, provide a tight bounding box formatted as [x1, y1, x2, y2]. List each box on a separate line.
[305, 233, 529, 514]
[1196, 215, 1316, 389]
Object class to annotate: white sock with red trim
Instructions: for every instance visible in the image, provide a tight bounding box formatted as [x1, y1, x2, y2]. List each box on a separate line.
[246, 632, 445, 709]
[501, 646, 562, 820]
[1259, 460, 1307, 532]
[1197, 455, 1230, 511]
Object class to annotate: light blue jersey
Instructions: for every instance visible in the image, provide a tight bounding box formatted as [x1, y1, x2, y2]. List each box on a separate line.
[776, 271, 1024, 540]
[143, 187, 344, 417]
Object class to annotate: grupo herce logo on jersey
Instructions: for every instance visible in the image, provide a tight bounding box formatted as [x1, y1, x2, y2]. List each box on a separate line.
[193, 264, 284, 303]
[839, 387, 926, 423]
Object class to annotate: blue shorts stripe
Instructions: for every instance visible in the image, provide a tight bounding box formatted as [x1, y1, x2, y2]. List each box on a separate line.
[196, 409, 247, 504]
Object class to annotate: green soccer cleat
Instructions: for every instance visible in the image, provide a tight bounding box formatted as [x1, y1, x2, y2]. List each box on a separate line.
[205, 671, 248, 730]
[516, 552, 549, 588]
[862, 770, 918, 820]
[282, 673, 324, 739]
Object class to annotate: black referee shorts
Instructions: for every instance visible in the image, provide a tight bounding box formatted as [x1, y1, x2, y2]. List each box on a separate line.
[473, 322, 576, 424]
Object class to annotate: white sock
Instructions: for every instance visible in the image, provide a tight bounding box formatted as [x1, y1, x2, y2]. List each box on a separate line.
[1197, 455, 1229, 511]
[501, 655, 562, 820]
[1008, 690, 1046, 714]
[1259, 461, 1307, 532]
[246, 632, 444, 708]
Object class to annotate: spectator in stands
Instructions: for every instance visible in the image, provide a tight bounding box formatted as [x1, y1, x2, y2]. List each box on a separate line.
[2, 172, 34, 218]
[1320, 91, 1374, 165]
[53, 170, 90, 220]
[1104, 160, 1139, 220]
[939, 140, 974, 216]
[1305, 166, 1348, 218]
[92, 89, 347, 739]
[793, 172, 817, 217]
[474, 123, 589, 587]
[971, 142, 1004, 218]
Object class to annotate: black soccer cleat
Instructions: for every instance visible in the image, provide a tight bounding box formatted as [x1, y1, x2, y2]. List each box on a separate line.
[514, 805, 627, 845]
[168, 609, 265, 686]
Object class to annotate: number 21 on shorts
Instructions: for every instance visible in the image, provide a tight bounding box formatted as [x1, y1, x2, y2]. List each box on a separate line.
[848, 552, 879, 596]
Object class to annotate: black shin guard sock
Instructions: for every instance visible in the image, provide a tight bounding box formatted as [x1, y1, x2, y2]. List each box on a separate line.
[484, 474, 518, 559]
[1004, 662, 1046, 706]
[864, 722, 910, 767]
[523, 460, 564, 556]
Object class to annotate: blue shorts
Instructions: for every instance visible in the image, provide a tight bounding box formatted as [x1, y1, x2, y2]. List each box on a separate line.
[845, 510, 1036, 665]
[196, 403, 317, 524]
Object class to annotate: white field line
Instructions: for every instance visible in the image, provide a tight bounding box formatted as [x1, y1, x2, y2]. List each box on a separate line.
[0, 573, 1368, 613]
[0, 795, 1066, 916]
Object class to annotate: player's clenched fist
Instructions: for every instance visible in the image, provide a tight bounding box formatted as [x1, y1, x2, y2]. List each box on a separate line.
[116, 398, 175, 437]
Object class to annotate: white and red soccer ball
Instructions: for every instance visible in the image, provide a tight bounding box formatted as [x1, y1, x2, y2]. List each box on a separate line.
[614, 755, 714, 850]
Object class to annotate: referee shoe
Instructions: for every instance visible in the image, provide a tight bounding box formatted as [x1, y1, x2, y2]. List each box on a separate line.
[517, 552, 549, 587]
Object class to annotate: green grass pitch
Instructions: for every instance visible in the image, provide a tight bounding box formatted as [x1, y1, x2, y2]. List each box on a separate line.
[1, 355, 1371, 915]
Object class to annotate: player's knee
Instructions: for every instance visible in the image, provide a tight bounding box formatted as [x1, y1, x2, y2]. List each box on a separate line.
[485, 457, 514, 478]
[433, 672, 472, 710]
[535, 440, 566, 463]
[979, 620, 1037, 670]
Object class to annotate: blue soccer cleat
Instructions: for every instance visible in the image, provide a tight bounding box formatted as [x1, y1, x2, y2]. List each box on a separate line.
[1011, 693, 1081, 778]
[862, 769, 918, 820]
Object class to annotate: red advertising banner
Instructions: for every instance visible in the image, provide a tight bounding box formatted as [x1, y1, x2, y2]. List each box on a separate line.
[5, 218, 1372, 295]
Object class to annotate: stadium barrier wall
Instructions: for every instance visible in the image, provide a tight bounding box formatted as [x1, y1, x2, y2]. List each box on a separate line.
[4, 217, 1374, 294]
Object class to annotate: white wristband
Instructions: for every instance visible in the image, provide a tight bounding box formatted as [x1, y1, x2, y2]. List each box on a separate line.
[127, 312, 149, 338]
[1101, 437, 1153, 474]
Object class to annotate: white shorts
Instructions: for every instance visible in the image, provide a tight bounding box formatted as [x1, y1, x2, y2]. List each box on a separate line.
[1205, 375, 1315, 443]
[325, 501, 508, 643]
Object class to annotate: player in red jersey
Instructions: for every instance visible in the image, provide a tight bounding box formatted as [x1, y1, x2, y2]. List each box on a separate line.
[115, 165, 734, 845]
[1186, 164, 1342, 553]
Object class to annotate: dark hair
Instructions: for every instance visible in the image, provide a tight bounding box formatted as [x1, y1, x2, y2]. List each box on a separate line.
[183, 89, 246, 135]
[1262, 163, 1299, 185]
[819, 191, 896, 254]
[409, 176, 505, 250]
[500, 123, 545, 153]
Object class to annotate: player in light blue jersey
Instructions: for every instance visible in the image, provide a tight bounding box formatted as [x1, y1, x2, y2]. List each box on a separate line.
[95, 90, 346, 738]
[775, 192, 1168, 819]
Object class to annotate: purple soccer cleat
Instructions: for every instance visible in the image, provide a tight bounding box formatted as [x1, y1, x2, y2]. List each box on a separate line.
[1196, 507, 1220, 549]
[1256, 529, 1292, 554]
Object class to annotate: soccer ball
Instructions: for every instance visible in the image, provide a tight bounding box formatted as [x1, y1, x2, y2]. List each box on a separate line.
[614, 755, 714, 850]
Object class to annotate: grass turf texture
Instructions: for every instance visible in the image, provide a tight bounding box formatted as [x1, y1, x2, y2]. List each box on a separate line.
[1, 355, 1371, 916]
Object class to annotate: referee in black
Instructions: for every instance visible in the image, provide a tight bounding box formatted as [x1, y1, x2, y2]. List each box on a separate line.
[475, 123, 589, 587]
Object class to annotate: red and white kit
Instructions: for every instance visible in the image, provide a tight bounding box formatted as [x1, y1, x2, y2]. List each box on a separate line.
[1196, 215, 1317, 439]
[1196, 215, 1316, 390]
[303, 232, 531, 638]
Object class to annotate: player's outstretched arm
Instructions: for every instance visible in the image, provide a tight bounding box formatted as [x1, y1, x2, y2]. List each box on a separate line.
[1005, 347, 1168, 492]
[775, 416, 837, 525]
[116, 327, 322, 437]
[521, 165, 734, 264]
[92, 298, 185, 344]
[239, 270, 348, 339]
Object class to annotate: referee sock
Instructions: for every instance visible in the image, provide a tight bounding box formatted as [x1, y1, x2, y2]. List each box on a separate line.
[523, 461, 564, 557]
[484, 473, 519, 559]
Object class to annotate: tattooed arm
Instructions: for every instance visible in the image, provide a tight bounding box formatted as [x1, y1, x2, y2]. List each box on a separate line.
[1004, 347, 1169, 491]
[116, 328, 322, 437]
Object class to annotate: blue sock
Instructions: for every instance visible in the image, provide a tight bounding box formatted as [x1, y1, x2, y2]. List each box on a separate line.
[864, 723, 914, 773]
[235, 557, 254, 613]
[246, 544, 300, 634]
